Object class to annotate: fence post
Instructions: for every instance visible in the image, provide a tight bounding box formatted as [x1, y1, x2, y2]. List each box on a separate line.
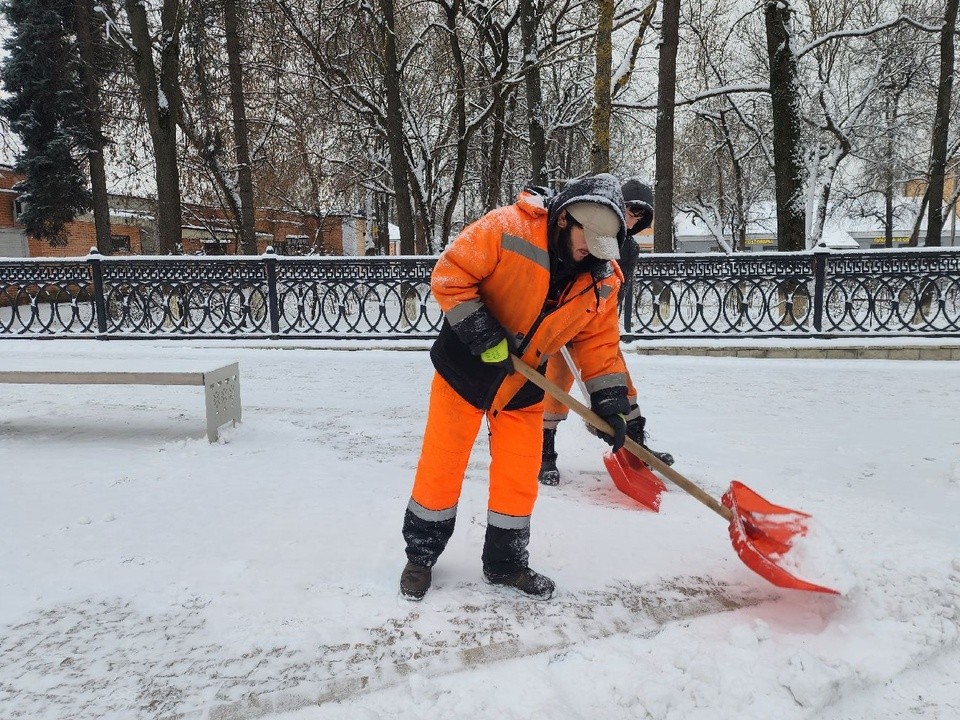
[812, 244, 830, 333]
[87, 247, 108, 336]
[263, 246, 280, 334]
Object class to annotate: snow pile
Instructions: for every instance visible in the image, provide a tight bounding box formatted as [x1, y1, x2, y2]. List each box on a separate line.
[776, 518, 857, 596]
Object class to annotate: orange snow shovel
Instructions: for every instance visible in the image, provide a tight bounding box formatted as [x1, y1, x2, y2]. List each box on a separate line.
[604, 449, 668, 510]
[558, 346, 668, 509]
[513, 356, 839, 595]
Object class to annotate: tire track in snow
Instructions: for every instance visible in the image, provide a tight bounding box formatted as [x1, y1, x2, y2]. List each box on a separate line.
[0, 577, 771, 720]
[207, 576, 775, 720]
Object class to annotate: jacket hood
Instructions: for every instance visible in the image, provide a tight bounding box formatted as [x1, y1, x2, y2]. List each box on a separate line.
[547, 174, 627, 254]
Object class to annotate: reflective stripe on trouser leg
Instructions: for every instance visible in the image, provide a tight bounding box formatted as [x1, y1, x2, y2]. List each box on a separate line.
[542, 354, 575, 424]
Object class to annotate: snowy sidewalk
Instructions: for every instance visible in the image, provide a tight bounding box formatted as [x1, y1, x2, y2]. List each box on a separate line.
[1, 341, 959, 720]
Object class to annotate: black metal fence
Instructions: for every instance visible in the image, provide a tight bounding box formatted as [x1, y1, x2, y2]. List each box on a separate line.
[2, 247, 958, 339]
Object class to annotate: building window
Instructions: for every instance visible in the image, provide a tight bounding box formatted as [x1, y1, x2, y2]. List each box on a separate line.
[286, 234, 312, 255]
[111, 234, 131, 253]
[201, 239, 227, 255]
[13, 197, 28, 224]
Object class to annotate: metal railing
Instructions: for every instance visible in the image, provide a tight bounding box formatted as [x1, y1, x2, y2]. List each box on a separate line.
[623, 248, 960, 337]
[2, 247, 959, 339]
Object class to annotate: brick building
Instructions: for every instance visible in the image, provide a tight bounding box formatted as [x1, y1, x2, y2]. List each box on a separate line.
[1, 166, 31, 256]
[0, 165, 369, 258]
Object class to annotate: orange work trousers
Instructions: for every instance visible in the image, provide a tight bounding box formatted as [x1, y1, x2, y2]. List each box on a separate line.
[411, 372, 543, 518]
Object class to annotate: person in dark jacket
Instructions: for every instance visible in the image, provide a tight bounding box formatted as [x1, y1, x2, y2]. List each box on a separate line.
[539, 177, 673, 486]
[400, 174, 632, 601]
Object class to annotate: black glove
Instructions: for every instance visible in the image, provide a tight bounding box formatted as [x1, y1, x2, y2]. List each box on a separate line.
[479, 337, 515, 374]
[596, 412, 627, 452]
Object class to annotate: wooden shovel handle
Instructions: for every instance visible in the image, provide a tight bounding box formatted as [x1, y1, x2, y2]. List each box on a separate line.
[512, 355, 732, 521]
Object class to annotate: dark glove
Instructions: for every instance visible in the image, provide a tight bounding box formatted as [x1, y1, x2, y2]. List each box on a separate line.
[479, 338, 514, 374]
[596, 412, 627, 452]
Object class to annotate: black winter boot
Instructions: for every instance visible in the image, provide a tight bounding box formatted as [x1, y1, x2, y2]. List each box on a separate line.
[647, 448, 675, 466]
[400, 500, 456, 600]
[625, 410, 675, 466]
[538, 428, 560, 486]
[400, 562, 432, 601]
[481, 522, 555, 600]
[483, 567, 555, 600]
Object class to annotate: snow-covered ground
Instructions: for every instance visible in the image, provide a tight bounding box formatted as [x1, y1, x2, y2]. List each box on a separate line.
[1, 340, 958, 720]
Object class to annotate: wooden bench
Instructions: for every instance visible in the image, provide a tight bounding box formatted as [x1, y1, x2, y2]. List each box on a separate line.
[0, 362, 241, 442]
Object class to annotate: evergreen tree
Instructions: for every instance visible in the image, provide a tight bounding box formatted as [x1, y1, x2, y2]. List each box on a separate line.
[1, 0, 93, 245]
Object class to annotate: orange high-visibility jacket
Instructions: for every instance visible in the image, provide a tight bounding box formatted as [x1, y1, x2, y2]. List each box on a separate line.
[429, 190, 628, 415]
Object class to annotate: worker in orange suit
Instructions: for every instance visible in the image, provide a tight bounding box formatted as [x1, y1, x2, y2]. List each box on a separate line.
[400, 174, 632, 602]
[539, 178, 674, 486]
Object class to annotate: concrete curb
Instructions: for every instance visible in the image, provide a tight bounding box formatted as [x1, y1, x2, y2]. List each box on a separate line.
[166, 338, 960, 361]
[625, 345, 960, 361]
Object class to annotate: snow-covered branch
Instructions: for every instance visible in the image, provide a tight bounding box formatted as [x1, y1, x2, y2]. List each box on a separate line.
[93, 5, 138, 54]
[616, 84, 769, 111]
[797, 15, 944, 58]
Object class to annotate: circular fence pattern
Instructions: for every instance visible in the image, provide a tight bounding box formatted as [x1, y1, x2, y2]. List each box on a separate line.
[1, 250, 958, 338]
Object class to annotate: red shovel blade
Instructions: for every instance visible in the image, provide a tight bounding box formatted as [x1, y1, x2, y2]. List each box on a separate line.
[603, 449, 667, 511]
[722, 481, 840, 595]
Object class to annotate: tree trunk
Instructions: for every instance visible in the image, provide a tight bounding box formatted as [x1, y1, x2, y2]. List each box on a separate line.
[591, 0, 613, 174]
[375, 193, 391, 255]
[520, 0, 546, 184]
[883, 94, 896, 248]
[74, 0, 112, 255]
[884, 183, 894, 248]
[379, 0, 416, 254]
[909, 190, 930, 246]
[439, 0, 468, 249]
[483, 94, 508, 211]
[223, 0, 257, 254]
[923, 0, 958, 247]
[126, 0, 183, 253]
[654, 0, 680, 253]
[764, 0, 805, 252]
[719, 112, 746, 251]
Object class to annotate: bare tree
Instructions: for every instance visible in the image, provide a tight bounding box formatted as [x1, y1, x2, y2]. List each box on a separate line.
[123, 0, 185, 253]
[676, 0, 771, 251]
[654, 0, 679, 253]
[520, 0, 547, 183]
[923, 0, 959, 246]
[74, 0, 114, 254]
[591, 0, 613, 173]
[223, 0, 256, 253]
[764, 0, 805, 251]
